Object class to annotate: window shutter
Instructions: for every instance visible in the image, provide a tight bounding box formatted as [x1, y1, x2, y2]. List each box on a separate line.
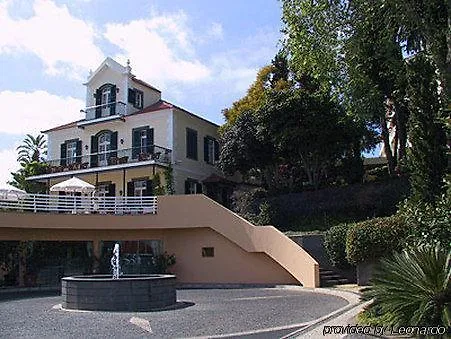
[95, 89, 102, 118]
[60, 143, 67, 166]
[132, 129, 140, 159]
[147, 128, 154, 154]
[196, 183, 203, 194]
[110, 85, 116, 115]
[185, 180, 190, 194]
[127, 181, 134, 197]
[110, 132, 118, 158]
[214, 139, 220, 161]
[90, 135, 98, 167]
[107, 183, 116, 197]
[76, 140, 82, 164]
[145, 180, 153, 196]
[128, 88, 135, 104]
[193, 132, 198, 160]
[204, 137, 209, 162]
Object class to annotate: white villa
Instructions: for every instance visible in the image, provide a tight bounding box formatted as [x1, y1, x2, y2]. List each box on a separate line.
[28, 57, 233, 203]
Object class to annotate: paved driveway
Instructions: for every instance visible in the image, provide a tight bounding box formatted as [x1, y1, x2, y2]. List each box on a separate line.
[0, 288, 348, 338]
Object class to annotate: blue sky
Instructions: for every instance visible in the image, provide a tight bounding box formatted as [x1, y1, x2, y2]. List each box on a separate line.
[0, 0, 283, 183]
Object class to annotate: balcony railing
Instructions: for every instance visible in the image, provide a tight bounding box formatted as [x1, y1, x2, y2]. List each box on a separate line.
[0, 194, 157, 215]
[44, 145, 172, 174]
[82, 101, 127, 120]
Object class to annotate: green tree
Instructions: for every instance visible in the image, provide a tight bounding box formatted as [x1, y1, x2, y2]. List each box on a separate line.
[258, 89, 361, 189]
[219, 110, 274, 184]
[405, 55, 448, 204]
[16, 134, 47, 165]
[9, 161, 48, 193]
[222, 52, 292, 126]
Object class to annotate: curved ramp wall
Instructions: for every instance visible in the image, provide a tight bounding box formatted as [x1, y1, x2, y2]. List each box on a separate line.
[0, 195, 319, 287]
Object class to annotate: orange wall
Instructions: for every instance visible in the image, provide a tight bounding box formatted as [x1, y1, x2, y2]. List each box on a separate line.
[0, 195, 319, 287]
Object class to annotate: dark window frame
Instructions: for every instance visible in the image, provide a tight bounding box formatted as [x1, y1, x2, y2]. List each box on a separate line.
[186, 128, 198, 160]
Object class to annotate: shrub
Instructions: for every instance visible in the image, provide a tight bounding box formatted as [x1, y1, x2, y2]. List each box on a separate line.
[346, 216, 408, 265]
[398, 194, 451, 247]
[324, 223, 352, 268]
[230, 188, 269, 224]
[362, 244, 450, 327]
[153, 252, 176, 273]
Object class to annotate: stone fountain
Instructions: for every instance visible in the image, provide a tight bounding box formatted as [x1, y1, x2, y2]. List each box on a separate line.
[62, 243, 176, 311]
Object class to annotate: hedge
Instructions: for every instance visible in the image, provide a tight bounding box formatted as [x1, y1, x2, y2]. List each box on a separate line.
[345, 216, 409, 265]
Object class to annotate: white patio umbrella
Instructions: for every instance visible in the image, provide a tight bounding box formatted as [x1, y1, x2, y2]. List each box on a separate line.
[50, 177, 95, 213]
[50, 176, 95, 194]
[0, 183, 27, 200]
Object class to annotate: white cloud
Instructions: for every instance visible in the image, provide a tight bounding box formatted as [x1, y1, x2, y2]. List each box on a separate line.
[0, 147, 20, 184]
[0, 90, 84, 135]
[0, 0, 104, 80]
[104, 11, 211, 87]
[207, 22, 223, 40]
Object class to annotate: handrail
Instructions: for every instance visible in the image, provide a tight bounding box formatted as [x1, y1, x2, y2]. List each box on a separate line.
[0, 194, 157, 215]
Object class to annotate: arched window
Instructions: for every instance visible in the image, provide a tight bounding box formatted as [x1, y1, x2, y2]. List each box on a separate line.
[95, 83, 116, 118]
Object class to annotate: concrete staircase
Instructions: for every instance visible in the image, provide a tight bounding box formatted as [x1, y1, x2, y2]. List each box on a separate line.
[319, 267, 350, 287]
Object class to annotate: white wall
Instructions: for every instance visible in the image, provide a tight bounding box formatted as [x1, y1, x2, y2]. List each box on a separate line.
[172, 108, 222, 193]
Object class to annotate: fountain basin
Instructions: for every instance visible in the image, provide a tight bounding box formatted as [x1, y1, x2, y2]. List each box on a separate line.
[62, 274, 177, 312]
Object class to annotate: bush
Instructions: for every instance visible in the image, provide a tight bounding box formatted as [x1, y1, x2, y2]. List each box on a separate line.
[346, 216, 408, 265]
[398, 194, 451, 247]
[362, 244, 450, 327]
[324, 223, 351, 268]
[230, 188, 269, 225]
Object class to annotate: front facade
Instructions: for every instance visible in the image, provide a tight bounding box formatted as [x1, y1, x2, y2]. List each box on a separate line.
[29, 57, 226, 198]
[1, 58, 320, 289]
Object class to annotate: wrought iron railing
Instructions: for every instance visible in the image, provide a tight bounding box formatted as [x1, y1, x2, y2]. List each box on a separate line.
[44, 145, 172, 174]
[82, 101, 127, 119]
[0, 194, 157, 215]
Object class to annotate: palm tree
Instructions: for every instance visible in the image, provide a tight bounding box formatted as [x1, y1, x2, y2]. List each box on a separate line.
[363, 244, 450, 328]
[16, 134, 47, 165]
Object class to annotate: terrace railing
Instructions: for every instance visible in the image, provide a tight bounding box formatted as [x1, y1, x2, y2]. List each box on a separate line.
[82, 101, 127, 119]
[0, 194, 157, 215]
[44, 145, 172, 174]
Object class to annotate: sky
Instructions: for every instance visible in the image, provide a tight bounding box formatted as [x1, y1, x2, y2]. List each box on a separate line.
[0, 0, 283, 183]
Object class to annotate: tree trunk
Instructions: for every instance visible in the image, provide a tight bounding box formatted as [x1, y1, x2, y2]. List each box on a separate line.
[396, 102, 409, 164]
[380, 116, 396, 175]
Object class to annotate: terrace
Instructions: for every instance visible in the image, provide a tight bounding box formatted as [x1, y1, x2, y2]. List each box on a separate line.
[39, 145, 171, 176]
[0, 194, 157, 215]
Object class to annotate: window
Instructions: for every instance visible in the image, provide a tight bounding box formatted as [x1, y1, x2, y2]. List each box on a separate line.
[202, 247, 214, 257]
[95, 84, 116, 118]
[185, 179, 202, 194]
[186, 128, 198, 160]
[134, 180, 147, 197]
[135, 90, 143, 109]
[132, 127, 154, 159]
[98, 132, 111, 167]
[128, 88, 143, 109]
[204, 136, 220, 164]
[96, 183, 110, 197]
[66, 140, 78, 164]
[60, 139, 81, 166]
[140, 129, 147, 153]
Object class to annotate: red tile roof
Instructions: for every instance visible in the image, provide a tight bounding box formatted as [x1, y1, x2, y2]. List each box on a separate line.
[42, 99, 219, 133]
[131, 77, 161, 92]
[41, 120, 82, 133]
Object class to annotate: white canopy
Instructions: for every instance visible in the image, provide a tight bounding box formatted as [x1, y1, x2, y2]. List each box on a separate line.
[0, 183, 27, 200]
[50, 177, 95, 194]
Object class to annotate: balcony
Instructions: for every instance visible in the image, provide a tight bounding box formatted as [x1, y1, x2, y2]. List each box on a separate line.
[43, 145, 172, 175]
[78, 101, 127, 127]
[0, 194, 157, 215]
